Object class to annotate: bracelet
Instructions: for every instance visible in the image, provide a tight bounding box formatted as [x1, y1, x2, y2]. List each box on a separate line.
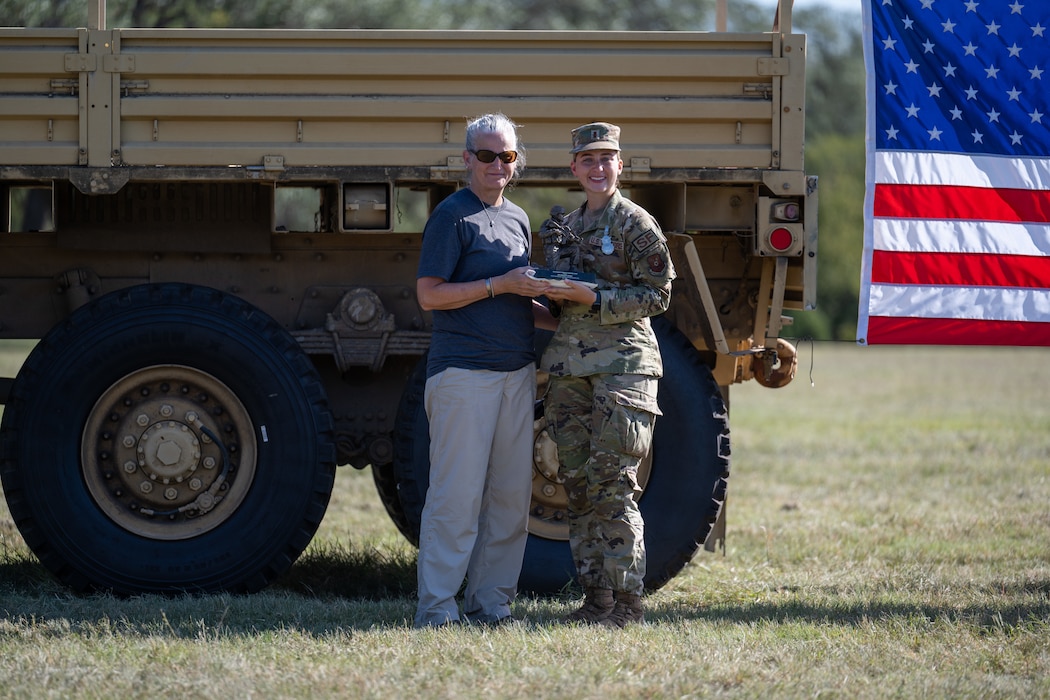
[485, 278, 494, 299]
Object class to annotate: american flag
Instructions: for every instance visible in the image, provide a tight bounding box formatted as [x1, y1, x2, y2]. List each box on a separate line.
[857, 0, 1050, 345]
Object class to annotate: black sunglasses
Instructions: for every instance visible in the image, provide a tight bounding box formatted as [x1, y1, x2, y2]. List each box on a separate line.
[471, 149, 518, 164]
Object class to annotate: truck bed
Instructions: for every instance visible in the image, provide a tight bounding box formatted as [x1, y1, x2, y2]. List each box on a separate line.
[0, 26, 805, 184]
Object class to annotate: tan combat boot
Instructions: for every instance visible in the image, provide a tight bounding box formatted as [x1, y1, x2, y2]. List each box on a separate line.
[600, 592, 644, 628]
[561, 587, 615, 624]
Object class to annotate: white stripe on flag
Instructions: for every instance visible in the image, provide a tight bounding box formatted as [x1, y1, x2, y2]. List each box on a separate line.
[873, 219, 1050, 257]
[868, 285, 1050, 323]
[876, 151, 1050, 190]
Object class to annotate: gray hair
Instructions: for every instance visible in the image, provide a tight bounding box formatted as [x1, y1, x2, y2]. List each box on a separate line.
[465, 112, 527, 175]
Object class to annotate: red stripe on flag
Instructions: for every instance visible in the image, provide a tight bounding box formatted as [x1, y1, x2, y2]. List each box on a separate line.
[871, 250, 1050, 288]
[874, 184, 1050, 223]
[864, 316, 1050, 346]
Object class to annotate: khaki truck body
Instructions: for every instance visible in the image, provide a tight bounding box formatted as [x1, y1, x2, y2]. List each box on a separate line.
[0, 0, 816, 594]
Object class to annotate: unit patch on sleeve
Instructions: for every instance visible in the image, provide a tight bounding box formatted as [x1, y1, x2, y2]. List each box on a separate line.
[628, 228, 661, 259]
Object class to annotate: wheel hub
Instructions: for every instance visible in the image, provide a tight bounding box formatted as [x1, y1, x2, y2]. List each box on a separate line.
[82, 365, 257, 540]
[529, 416, 569, 540]
[140, 418, 202, 481]
[529, 413, 653, 541]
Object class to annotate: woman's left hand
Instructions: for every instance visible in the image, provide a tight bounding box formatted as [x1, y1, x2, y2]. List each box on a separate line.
[494, 266, 554, 298]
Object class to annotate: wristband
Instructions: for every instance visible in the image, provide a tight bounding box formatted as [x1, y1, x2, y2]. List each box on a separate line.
[485, 278, 494, 298]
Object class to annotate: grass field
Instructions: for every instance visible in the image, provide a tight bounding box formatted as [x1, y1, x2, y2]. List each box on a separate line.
[1, 342, 1048, 699]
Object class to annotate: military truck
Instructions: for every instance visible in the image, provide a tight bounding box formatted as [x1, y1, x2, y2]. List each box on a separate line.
[0, 0, 815, 595]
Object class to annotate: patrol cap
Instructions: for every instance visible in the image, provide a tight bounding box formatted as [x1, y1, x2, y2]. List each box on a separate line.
[570, 122, 621, 154]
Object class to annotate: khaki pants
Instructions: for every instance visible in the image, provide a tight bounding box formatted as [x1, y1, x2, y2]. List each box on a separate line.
[414, 364, 535, 627]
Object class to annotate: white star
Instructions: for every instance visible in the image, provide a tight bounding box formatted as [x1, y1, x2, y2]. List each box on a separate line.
[1031, 66, 1044, 80]
[906, 103, 921, 118]
[950, 106, 963, 120]
[1009, 131, 1023, 145]
[922, 39, 935, 54]
[885, 126, 900, 140]
[1034, 24, 1046, 38]
[986, 21, 1000, 36]
[1030, 109, 1044, 124]
[905, 59, 920, 74]
[920, 0, 934, 8]
[963, 43, 978, 57]
[927, 126, 943, 141]
[927, 83, 943, 97]
[964, 0, 979, 11]
[883, 36, 898, 51]
[902, 17, 914, 30]
[942, 19, 957, 33]
[985, 65, 1000, 79]
[987, 108, 1001, 122]
[965, 85, 979, 100]
[1009, 1, 1024, 14]
[943, 63, 957, 77]
[1007, 44, 1022, 58]
[972, 130, 984, 143]
[884, 81, 898, 95]
[1006, 87, 1021, 101]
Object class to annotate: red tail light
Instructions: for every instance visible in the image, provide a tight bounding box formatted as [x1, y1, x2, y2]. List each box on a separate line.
[767, 227, 795, 253]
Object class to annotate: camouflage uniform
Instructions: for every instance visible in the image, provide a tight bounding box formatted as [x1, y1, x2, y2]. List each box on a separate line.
[541, 188, 676, 596]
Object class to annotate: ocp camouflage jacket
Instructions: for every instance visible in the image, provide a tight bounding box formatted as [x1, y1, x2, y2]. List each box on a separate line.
[541, 190, 676, 378]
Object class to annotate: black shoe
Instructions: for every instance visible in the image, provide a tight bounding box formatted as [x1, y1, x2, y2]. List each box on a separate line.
[464, 611, 517, 627]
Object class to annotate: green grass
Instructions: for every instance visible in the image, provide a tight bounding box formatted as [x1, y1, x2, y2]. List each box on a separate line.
[1, 343, 1049, 699]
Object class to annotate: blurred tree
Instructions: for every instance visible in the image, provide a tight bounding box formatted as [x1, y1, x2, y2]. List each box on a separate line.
[0, 0, 786, 31]
[0, 0, 80, 26]
[788, 6, 866, 340]
[795, 7, 865, 139]
[788, 132, 865, 341]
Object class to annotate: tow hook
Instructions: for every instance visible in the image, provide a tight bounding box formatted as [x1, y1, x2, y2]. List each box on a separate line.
[752, 338, 798, 388]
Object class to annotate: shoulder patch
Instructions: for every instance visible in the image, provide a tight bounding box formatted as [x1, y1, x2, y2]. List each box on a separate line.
[628, 228, 662, 259]
[647, 252, 667, 275]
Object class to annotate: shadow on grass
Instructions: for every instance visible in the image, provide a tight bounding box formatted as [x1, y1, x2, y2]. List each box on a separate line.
[0, 552, 58, 592]
[0, 541, 418, 601]
[652, 592, 1050, 631]
[273, 541, 418, 599]
[5, 546, 1047, 634]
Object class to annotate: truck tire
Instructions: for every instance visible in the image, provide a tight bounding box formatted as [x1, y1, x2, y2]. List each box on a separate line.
[392, 316, 730, 593]
[0, 283, 336, 594]
[371, 461, 416, 543]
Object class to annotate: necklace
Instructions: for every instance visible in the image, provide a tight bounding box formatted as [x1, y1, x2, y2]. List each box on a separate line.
[482, 201, 505, 228]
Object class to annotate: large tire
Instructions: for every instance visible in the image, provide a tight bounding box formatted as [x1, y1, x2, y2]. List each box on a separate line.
[391, 355, 429, 548]
[0, 284, 336, 594]
[371, 461, 416, 544]
[392, 316, 730, 593]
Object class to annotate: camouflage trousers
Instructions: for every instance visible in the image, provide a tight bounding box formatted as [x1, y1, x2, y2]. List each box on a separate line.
[544, 373, 660, 596]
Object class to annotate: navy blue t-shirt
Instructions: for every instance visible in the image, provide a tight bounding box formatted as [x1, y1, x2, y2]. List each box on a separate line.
[417, 188, 535, 378]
